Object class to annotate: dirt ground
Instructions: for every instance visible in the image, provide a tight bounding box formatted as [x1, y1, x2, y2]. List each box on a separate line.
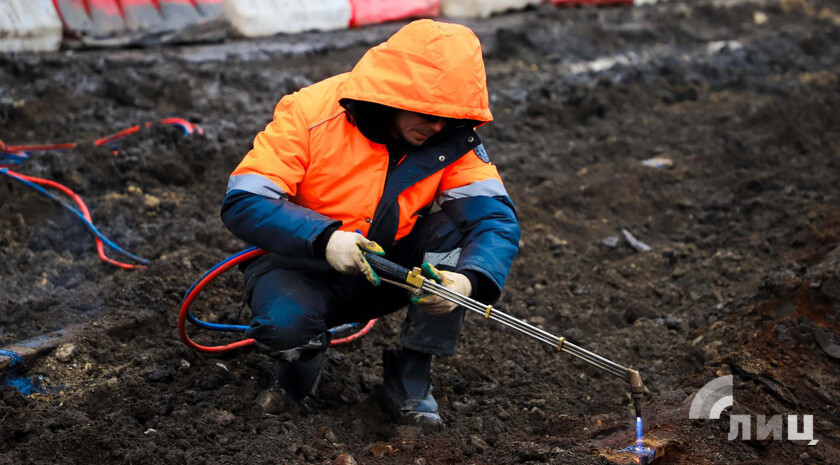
[1, 0, 839, 463]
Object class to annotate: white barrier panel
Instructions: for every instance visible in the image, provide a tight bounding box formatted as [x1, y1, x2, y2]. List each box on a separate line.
[55, 0, 228, 48]
[224, 0, 352, 37]
[441, 0, 540, 18]
[0, 0, 62, 52]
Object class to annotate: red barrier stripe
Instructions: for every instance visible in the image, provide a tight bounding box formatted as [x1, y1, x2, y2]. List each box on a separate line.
[53, 0, 75, 25]
[87, 0, 123, 16]
[79, 0, 92, 17]
[350, 0, 440, 28]
[121, 0, 157, 8]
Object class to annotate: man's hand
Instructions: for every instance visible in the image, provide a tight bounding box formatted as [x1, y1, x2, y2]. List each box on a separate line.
[411, 269, 472, 315]
[325, 230, 385, 286]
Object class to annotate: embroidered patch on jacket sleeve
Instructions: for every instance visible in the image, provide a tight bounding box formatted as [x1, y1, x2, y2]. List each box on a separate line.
[474, 143, 490, 163]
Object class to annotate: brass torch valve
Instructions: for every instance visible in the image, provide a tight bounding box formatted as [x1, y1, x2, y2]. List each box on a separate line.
[627, 368, 645, 418]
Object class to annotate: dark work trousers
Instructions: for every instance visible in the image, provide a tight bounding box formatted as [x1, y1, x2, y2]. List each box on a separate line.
[242, 211, 468, 357]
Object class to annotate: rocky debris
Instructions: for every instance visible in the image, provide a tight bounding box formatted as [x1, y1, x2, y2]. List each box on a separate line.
[53, 344, 76, 363]
[333, 453, 357, 465]
[369, 443, 396, 458]
[470, 434, 490, 453]
[814, 328, 840, 359]
[620, 228, 652, 253]
[255, 388, 300, 416]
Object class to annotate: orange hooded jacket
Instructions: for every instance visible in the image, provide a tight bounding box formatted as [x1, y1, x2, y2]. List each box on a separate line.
[223, 20, 520, 296]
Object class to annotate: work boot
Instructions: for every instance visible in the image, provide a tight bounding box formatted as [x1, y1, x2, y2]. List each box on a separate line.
[275, 348, 325, 397]
[380, 347, 443, 428]
[258, 351, 324, 415]
[258, 336, 328, 415]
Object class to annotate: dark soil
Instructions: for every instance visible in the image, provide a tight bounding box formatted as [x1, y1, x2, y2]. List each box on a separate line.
[2, 1, 839, 464]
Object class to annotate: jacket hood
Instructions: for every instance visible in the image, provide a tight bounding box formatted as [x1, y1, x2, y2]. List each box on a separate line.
[337, 19, 493, 123]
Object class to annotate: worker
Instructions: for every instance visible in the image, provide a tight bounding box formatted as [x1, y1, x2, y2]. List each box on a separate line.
[221, 19, 520, 427]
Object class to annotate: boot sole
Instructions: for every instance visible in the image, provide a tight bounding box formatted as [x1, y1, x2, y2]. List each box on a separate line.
[374, 385, 444, 431]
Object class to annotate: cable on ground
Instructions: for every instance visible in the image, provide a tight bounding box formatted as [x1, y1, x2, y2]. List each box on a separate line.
[178, 247, 378, 353]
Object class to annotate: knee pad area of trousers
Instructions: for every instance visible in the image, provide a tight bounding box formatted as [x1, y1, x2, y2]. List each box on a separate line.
[247, 319, 321, 352]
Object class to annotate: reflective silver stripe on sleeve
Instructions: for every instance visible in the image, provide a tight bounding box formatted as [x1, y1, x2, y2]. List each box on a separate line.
[422, 249, 461, 268]
[437, 178, 508, 205]
[227, 174, 287, 199]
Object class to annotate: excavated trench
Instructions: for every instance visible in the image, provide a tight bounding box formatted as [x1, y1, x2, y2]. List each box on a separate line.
[1, 1, 839, 463]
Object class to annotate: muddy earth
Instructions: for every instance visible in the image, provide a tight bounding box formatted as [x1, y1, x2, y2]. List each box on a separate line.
[1, 1, 839, 463]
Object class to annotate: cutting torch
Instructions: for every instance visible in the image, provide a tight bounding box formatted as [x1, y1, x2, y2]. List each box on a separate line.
[364, 253, 646, 418]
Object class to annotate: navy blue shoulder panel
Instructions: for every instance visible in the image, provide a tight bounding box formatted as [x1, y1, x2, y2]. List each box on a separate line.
[221, 189, 340, 257]
[368, 127, 481, 248]
[441, 194, 520, 301]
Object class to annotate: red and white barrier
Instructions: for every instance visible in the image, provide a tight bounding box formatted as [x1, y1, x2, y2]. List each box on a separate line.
[4, 0, 641, 52]
[349, 0, 439, 27]
[223, 0, 352, 37]
[0, 0, 62, 52]
[440, 0, 540, 18]
[54, 0, 229, 47]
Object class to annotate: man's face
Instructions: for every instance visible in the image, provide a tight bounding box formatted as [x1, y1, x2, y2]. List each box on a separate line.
[390, 110, 449, 146]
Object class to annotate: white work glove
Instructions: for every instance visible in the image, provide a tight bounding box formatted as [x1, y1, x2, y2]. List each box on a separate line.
[411, 265, 472, 315]
[325, 230, 385, 286]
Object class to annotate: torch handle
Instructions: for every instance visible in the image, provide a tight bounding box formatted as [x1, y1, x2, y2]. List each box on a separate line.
[364, 252, 412, 282]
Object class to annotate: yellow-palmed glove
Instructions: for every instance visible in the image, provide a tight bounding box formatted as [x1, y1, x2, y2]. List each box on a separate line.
[410, 263, 472, 315]
[325, 230, 385, 286]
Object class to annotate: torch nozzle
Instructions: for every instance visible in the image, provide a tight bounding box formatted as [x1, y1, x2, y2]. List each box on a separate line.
[626, 368, 645, 418]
